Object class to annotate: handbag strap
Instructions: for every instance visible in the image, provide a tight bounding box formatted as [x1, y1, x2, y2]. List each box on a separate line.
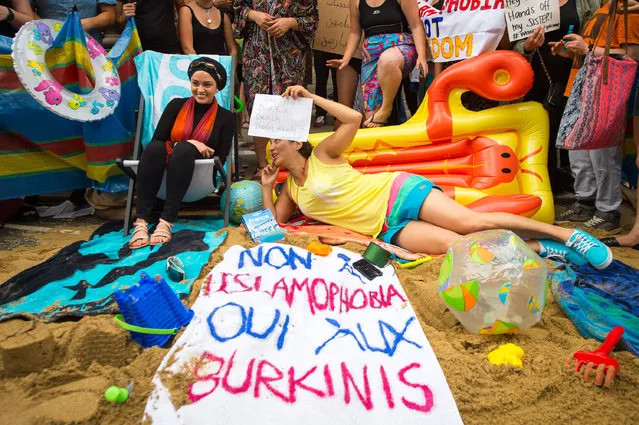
[537, 50, 553, 84]
[594, 0, 630, 84]
[599, 0, 616, 83]
[623, 0, 629, 55]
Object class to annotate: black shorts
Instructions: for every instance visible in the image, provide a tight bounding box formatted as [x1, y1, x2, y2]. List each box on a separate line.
[348, 57, 362, 74]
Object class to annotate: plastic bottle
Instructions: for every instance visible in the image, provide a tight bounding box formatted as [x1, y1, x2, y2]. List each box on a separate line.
[562, 25, 575, 51]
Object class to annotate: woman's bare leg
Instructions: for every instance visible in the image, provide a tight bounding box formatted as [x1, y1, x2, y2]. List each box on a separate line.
[395, 189, 611, 268]
[240, 81, 248, 125]
[252, 136, 269, 178]
[365, 48, 404, 128]
[612, 116, 639, 247]
[394, 219, 543, 255]
[394, 220, 461, 255]
[334, 64, 359, 129]
[418, 190, 574, 242]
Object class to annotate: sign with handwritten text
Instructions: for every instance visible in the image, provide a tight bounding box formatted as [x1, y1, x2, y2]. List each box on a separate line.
[248, 94, 313, 142]
[144, 244, 463, 425]
[418, 0, 506, 62]
[314, 0, 362, 58]
[505, 0, 560, 42]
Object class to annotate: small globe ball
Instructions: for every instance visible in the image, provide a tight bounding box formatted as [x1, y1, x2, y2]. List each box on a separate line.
[220, 180, 264, 224]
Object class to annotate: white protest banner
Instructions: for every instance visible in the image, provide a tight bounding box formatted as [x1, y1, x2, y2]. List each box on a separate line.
[504, 0, 560, 42]
[418, 0, 507, 62]
[248, 94, 313, 142]
[144, 244, 463, 425]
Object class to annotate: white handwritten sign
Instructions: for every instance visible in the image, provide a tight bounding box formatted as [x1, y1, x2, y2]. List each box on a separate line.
[505, 0, 560, 42]
[144, 244, 463, 425]
[418, 0, 506, 62]
[248, 94, 313, 142]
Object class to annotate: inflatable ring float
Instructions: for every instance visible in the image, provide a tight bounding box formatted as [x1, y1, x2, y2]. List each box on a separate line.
[11, 19, 121, 122]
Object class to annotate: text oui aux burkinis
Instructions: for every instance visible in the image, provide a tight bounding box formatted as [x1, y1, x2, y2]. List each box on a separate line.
[188, 350, 434, 414]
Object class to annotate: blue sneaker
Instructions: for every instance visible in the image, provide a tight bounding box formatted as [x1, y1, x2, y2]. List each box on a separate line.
[538, 240, 586, 266]
[565, 229, 613, 269]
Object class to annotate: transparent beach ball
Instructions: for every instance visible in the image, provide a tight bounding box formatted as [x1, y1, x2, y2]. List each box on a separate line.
[438, 230, 549, 335]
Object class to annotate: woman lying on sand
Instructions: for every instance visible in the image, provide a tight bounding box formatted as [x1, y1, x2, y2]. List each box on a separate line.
[260, 86, 613, 269]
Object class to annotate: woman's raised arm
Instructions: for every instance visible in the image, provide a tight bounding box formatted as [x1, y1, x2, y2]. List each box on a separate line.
[281, 85, 362, 160]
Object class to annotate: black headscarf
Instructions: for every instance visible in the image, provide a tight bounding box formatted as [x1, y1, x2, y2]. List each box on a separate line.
[187, 57, 227, 90]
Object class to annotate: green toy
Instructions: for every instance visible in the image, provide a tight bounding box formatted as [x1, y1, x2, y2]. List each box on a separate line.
[104, 385, 129, 403]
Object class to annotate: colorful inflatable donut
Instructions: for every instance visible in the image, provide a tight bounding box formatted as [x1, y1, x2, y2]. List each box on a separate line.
[11, 19, 121, 122]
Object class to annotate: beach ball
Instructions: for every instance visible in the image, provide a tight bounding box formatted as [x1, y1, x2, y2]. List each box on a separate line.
[438, 230, 549, 335]
[220, 180, 263, 224]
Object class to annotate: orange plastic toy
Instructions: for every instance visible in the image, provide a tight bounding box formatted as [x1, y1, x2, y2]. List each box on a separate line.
[306, 241, 333, 256]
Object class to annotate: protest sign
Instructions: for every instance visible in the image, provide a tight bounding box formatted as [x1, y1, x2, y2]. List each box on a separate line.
[314, 0, 362, 58]
[144, 244, 463, 425]
[248, 94, 313, 142]
[418, 0, 507, 62]
[505, 0, 560, 41]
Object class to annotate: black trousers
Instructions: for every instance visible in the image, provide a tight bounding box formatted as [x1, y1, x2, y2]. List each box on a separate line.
[135, 140, 202, 223]
[313, 50, 339, 118]
[402, 78, 418, 116]
[545, 101, 572, 192]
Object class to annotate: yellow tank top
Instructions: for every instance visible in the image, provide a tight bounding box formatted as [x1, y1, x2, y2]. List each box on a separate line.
[288, 153, 400, 237]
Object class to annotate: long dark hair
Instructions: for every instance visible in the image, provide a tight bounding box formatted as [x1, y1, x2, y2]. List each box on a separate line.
[298, 142, 313, 159]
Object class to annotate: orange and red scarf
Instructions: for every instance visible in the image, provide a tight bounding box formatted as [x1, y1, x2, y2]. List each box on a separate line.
[166, 97, 219, 159]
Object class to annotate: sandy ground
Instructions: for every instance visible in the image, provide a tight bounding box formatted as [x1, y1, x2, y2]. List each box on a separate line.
[0, 211, 638, 425]
[1, 117, 639, 424]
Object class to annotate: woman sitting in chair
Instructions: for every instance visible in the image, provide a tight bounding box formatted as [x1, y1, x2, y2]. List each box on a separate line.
[260, 86, 614, 270]
[129, 57, 234, 249]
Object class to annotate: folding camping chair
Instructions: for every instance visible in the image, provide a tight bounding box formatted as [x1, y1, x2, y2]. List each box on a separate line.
[117, 53, 239, 235]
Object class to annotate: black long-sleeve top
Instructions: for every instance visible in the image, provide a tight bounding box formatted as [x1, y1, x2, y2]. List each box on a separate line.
[152, 97, 235, 162]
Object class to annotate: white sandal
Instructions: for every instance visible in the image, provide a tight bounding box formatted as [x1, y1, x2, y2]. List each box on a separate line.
[129, 221, 150, 250]
[150, 219, 173, 246]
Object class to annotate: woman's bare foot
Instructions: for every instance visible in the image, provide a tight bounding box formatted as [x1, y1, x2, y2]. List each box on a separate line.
[364, 108, 391, 128]
[611, 230, 639, 248]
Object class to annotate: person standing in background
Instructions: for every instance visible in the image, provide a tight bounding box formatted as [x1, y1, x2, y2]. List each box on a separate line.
[0, 0, 34, 37]
[31, 0, 116, 44]
[327, 55, 362, 129]
[0, 1, 37, 223]
[551, 0, 639, 232]
[312, 49, 339, 127]
[331, 0, 428, 128]
[178, 0, 237, 56]
[116, 0, 184, 54]
[601, 0, 639, 249]
[513, 0, 601, 195]
[234, 0, 318, 181]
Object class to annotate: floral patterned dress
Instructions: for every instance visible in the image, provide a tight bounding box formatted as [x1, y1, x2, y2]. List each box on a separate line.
[234, 0, 318, 113]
